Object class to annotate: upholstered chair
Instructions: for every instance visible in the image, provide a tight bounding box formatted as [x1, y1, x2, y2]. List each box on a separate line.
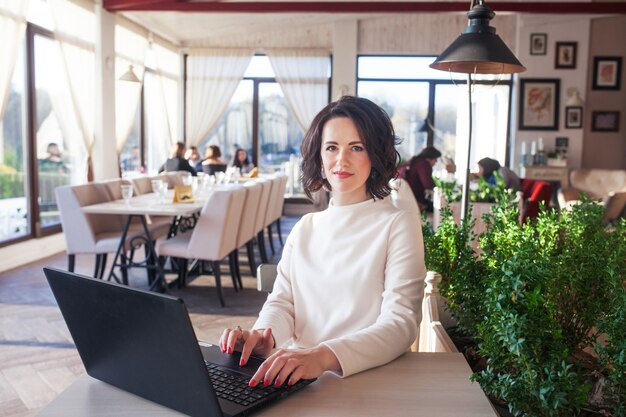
[156, 186, 246, 307]
[229, 181, 263, 289]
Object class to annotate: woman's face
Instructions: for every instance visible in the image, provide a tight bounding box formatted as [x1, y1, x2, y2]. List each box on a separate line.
[320, 117, 371, 205]
[237, 150, 247, 162]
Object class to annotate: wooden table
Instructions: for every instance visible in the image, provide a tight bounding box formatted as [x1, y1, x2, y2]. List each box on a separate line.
[81, 192, 206, 290]
[39, 353, 497, 417]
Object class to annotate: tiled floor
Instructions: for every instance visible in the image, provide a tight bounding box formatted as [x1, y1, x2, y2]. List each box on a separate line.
[0, 218, 295, 416]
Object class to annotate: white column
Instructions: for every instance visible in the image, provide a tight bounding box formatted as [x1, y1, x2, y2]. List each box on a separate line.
[93, 4, 118, 180]
[332, 19, 358, 101]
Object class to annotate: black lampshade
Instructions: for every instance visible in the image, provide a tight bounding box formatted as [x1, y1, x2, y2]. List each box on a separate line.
[430, 0, 525, 74]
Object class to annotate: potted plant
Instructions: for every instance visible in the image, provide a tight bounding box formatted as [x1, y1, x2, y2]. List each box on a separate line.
[422, 195, 626, 416]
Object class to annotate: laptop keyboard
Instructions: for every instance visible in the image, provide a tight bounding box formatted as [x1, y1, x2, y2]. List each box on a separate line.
[205, 362, 281, 406]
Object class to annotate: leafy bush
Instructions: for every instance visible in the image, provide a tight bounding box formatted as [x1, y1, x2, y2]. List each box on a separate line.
[422, 195, 626, 416]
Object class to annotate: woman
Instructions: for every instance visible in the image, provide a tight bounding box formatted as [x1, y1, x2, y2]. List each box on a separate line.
[220, 96, 426, 388]
[201, 145, 227, 175]
[185, 146, 202, 170]
[232, 148, 255, 174]
[477, 157, 520, 191]
[400, 146, 442, 213]
[158, 142, 197, 176]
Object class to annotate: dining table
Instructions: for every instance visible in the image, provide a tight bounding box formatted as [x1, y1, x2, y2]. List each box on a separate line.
[81, 190, 206, 291]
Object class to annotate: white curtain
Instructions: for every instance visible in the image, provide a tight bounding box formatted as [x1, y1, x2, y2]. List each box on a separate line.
[266, 48, 330, 132]
[0, 0, 29, 121]
[185, 48, 253, 147]
[115, 24, 148, 154]
[143, 43, 179, 174]
[49, 0, 95, 181]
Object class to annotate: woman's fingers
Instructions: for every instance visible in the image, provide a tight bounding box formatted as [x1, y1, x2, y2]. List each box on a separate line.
[248, 345, 331, 388]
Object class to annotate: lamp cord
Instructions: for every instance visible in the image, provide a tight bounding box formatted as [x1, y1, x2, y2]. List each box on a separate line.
[461, 72, 473, 220]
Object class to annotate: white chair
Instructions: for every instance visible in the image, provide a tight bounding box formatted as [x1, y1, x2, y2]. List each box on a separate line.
[390, 177, 421, 216]
[156, 186, 247, 306]
[253, 179, 274, 263]
[266, 174, 288, 248]
[56, 183, 138, 279]
[256, 263, 277, 292]
[132, 176, 153, 195]
[229, 181, 263, 289]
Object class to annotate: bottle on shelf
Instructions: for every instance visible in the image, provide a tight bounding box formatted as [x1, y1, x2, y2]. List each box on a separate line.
[536, 137, 546, 166]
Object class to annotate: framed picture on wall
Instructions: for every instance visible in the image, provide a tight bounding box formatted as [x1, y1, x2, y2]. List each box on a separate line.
[565, 106, 583, 129]
[592, 57, 622, 90]
[518, 78, 560, 130]
[591, 111, 620, 132]
[530, 33, 547, 55]
[555, 42, 577, 69]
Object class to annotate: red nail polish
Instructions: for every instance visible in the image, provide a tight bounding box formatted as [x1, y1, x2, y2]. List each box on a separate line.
[227, 347, 232, 354]
[275, 379, 281, 387]
[264, 378, 270, 387]
[288, 380, 294, 386]
[239, 359, 245, 366]
[249, 379, 256, 387]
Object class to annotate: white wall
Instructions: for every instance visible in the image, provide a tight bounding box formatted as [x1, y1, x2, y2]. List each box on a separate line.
[513, 14, 592, 170]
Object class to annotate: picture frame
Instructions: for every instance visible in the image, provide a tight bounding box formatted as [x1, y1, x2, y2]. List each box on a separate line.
[555, 42, 577, 69]
[518, 78, 560, 130]
[565, 106, 583, 129]
[592, 57, 622, 90]
[591, 111, 620, 132]
[530, 33, 547, 55]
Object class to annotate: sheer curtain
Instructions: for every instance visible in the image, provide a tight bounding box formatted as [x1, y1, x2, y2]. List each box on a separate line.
[185, 48, 253, 147]
[144, 43, 179, 173]
[48, 0, 95, 181]
[266, 48, 330, 132]
[115, 24, 148, 156]
[0, 0, 29, 121]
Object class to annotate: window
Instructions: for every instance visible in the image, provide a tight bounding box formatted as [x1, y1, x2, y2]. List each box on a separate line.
[0, 44, 28, 243]
[197, 55, 327, 197]
[357, 56, 512, 180]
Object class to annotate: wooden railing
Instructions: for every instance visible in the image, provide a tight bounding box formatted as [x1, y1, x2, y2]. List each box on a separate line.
[412, 271, 458, 353]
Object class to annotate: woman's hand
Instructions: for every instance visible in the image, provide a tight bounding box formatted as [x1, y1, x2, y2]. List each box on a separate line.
[249, 345, 340, 388]
[219, 327, 274, 366]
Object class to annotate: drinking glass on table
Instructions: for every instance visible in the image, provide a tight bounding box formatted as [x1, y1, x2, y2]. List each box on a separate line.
[151, 179, 164, 202]
[121, 184, 134, 205]
[182, 174, 193, 186]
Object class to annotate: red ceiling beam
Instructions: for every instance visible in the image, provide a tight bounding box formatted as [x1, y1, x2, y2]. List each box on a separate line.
[103, 1, 626, 14]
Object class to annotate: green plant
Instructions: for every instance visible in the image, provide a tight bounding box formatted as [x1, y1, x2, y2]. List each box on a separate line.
[434, 172, 511, 204]
[422, 195, 626, 416]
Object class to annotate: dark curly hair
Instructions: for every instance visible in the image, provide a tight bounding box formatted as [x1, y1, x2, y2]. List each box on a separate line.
[300, 95, 400, 201]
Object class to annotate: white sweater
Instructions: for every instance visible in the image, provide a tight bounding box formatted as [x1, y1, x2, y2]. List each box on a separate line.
[254, 197, 426, 377]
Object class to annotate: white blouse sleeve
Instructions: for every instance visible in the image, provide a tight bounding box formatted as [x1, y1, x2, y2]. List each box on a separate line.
[322, 211, 426, 377]
[252, 219, 302, 347]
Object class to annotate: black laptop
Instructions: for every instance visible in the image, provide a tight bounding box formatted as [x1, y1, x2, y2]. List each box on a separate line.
[43, 267, 314, 417]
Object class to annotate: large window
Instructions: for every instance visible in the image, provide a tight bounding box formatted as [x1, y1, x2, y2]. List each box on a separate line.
[0, 44, 28, 242]
[357, 56, 512, 180]
[198, 55, 323, 196]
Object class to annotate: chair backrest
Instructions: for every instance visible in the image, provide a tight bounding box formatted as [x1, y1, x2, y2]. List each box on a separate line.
[416, 271, 458, 353]
[187, 186, 247, 260]
[102, 178, 129, 200]
[165, 172, 186, 188]
[271, 174, 288, 223]
[390, 178, 421, 215]
[570, 169, 626, 198]
[253, 179, 273, 234]
[55, 183, 123, 254]
[264, 176, 283, 227]
[236, 181, 263, 247]
[132, 176, 153, 195]
[520, 179, 553, 223]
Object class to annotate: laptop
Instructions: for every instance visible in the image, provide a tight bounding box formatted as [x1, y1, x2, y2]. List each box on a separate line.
[43, 267, 314, 417]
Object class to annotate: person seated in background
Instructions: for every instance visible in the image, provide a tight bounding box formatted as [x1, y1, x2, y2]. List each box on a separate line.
[232, 148, 255, 174]
[399, 146, 442, 213]
[201, 145, 227, 175]
[184, 146, 202, 171]
[158, 142, 197, 176]
[477, 157, 520, 191]
[219, 95, 425, 389]
[39, 142, 68, 173]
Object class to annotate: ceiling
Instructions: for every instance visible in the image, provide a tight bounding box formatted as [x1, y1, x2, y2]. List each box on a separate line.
[105, 1, 626, 46]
